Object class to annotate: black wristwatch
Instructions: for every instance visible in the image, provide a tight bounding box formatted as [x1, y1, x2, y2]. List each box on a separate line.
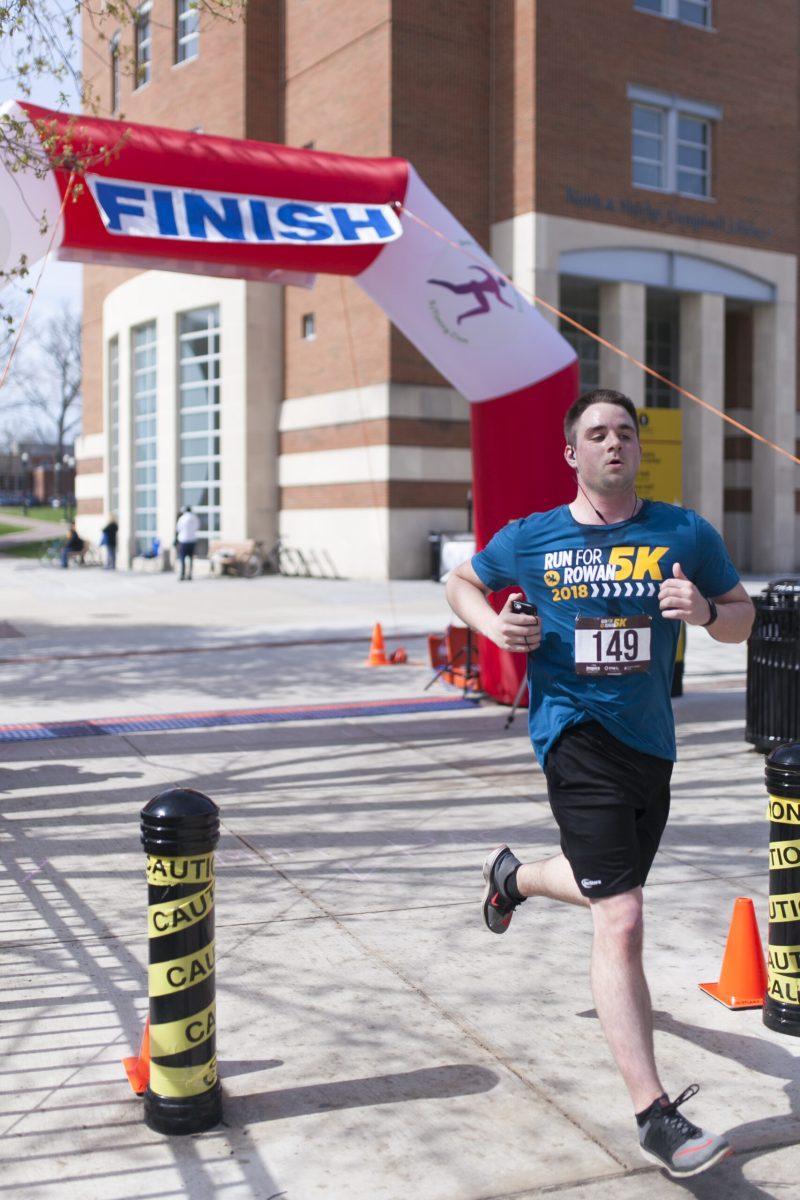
[701, 597, 718, 627]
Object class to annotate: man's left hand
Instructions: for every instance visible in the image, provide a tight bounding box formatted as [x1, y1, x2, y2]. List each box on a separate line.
[658, 562, 711, 624]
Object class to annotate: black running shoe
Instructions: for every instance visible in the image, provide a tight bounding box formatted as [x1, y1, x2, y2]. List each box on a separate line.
[638, 1086, 732, 1178]
[481, 844, 524, 934]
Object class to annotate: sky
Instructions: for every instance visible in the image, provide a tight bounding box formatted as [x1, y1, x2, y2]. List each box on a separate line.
[0, 8, 83, 320]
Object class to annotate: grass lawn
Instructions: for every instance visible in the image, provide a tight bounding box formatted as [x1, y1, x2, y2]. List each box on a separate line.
[0, 505, 67, 523]
[0, 539, 54, 559]
[0, 521, 26, 536]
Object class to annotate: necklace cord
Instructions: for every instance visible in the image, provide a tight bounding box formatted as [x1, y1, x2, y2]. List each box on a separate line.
[575, 476, 638, 525]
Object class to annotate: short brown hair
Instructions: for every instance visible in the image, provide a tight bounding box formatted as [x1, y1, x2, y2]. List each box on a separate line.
[564, 388, 640, 445]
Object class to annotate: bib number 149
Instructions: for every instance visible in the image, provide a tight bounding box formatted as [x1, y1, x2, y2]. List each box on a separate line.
[574, 615, 652, 676]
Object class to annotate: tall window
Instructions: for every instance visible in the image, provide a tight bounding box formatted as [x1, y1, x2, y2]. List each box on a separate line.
[110, 33, 120, 112]
[559, 279, 600, 395]
[175, 0, 200, 63]
[630, 88, 716, 197]
[645, 292, 679, 408]
[675, 114, 710, 197]
[178, 307, 221, 557]
[634, 0, 712, 27]
[132, 322, 158, 553]
[135, 2, 152, 88]
[108, 336, 120, 516]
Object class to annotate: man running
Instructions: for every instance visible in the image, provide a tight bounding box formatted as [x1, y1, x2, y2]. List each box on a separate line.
[446, 388, 754, 1179]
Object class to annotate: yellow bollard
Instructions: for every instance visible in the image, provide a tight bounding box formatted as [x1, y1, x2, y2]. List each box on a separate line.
[141, 787, 222, 1133]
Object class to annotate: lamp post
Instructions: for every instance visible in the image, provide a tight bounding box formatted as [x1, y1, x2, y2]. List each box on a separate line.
[53, 459, 62, 512]
[20, 451, 29, 513]
[62, 454, 75, 522]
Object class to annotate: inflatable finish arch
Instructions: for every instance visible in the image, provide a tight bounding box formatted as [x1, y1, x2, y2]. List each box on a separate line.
[0, 102, 579, 703]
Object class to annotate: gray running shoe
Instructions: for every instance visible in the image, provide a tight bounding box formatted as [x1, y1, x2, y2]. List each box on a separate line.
[638, 1086, 732, 1178]
[481, 844, 524, 934]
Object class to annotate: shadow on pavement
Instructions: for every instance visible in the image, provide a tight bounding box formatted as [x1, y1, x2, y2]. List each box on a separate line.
[228, 1064, 499, 1124]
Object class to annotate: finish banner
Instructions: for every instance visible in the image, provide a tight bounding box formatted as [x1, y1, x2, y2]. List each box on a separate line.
[0, 101, 579, 703]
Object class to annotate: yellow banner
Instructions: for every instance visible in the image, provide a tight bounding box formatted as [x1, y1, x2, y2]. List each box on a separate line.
[636, 409, 682, 505]
[768, 893, 800, 923]
[767, 797, 800, 826]
[146, 853, 214, 887]
[148, 940, 215, 997]
[148, 882, 214, 939]
[768, 944, 800, 975]
[150, 1001, 216, 1058]
[767, 973, 800, 1005]
[769, 839, 800, 870]
[149, 1054, 217, 1098]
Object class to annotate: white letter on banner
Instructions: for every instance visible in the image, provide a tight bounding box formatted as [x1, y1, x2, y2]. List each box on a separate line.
[86, 175, 402, 247]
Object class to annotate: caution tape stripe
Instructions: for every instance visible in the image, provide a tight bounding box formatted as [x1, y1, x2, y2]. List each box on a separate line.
[149, 1053, 218, 1099]
[767, 797, 800, 826]
[150, 974, 215, 1027]
[768, 893, 800, 924]
[148, 940, 215, 998]
[767, 973, 800, 1005]
[150, 1000, 216, 1059]
[148, 882, 214, 939]
[768, 943, 800, 974]
[146, 853, 214, 887]
[769, 838, 800, 869]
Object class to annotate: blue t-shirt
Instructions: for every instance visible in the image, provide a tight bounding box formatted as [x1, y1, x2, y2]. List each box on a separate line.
[472, 501, 739, 766]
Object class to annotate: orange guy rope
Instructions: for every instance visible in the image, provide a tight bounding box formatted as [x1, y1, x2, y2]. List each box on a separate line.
[0, 172, 77, 393]
[400, 203, 800, 470]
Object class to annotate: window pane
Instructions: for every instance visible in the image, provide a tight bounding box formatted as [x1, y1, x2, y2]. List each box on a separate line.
[635, 0, 665, 12]
[179, 305, 221, 558]
[135, 4, 152, 88]
[677, 170, 707, 196]
[678, 115, 706, 144]
[646, 293, 680, 409]
[108, 337, 119, 515]
[633, 133, 662, 162]
[633, 160, 664, 189]
[677, 144, 706, 170]
[679, 0, 710, 26]
[176, 0, 200, 64]
[559, 279, 600, 395]
[180, 307, 217, 335]
[633, 105, 664, 136]
[131, 321, 158, 553]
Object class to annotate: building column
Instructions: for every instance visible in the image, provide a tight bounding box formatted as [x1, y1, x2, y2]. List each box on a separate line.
[752, 301, 796, 573]
[490, 213, 561, 330]
[599, 282, 646, 406]
[679, 291, 724, 530]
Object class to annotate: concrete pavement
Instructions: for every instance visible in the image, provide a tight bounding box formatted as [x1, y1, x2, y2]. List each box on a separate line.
[0, 558, 796, 1199]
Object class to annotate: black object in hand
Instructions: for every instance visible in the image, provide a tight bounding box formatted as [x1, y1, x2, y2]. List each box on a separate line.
[511, 600, 537, 616]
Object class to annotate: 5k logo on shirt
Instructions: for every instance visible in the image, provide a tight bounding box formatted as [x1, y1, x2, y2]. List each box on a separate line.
[542, 545, 669, 602]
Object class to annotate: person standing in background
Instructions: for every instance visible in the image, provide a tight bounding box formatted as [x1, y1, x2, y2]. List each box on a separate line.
[101, 515, 118, 570]
[175, 505, 201, 581]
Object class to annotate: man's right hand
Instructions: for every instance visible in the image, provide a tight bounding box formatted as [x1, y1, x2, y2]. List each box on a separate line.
[490, 593, 542, 653]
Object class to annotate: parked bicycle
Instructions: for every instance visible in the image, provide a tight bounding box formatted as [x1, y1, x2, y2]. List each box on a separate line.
[39, 539, 102, 568]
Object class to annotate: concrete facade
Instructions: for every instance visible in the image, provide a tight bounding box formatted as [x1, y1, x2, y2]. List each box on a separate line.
[78, 1, 800, 575]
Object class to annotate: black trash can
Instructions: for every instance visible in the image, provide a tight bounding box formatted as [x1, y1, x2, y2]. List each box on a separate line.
[428, 532, 443, 582]
[746, 578, 800, 753]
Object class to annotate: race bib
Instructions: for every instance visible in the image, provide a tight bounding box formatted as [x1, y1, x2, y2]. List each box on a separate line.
[574, 615, 651, 676]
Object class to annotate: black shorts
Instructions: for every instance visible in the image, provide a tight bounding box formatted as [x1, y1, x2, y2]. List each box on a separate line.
[544, 720, 673, 900]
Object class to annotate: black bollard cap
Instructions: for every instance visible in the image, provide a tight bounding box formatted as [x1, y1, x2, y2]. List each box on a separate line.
[765, 742, 800, 799]
[140, 787, 220, 858]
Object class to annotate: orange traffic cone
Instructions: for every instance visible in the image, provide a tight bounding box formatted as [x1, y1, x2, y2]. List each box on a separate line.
[366, 622, 388, 666]
[699, 897, 767, 1009]
[122, 1015, 150, 1094]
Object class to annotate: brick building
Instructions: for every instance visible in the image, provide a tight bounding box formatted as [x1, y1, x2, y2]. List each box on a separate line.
[78, 0, 799, 575]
